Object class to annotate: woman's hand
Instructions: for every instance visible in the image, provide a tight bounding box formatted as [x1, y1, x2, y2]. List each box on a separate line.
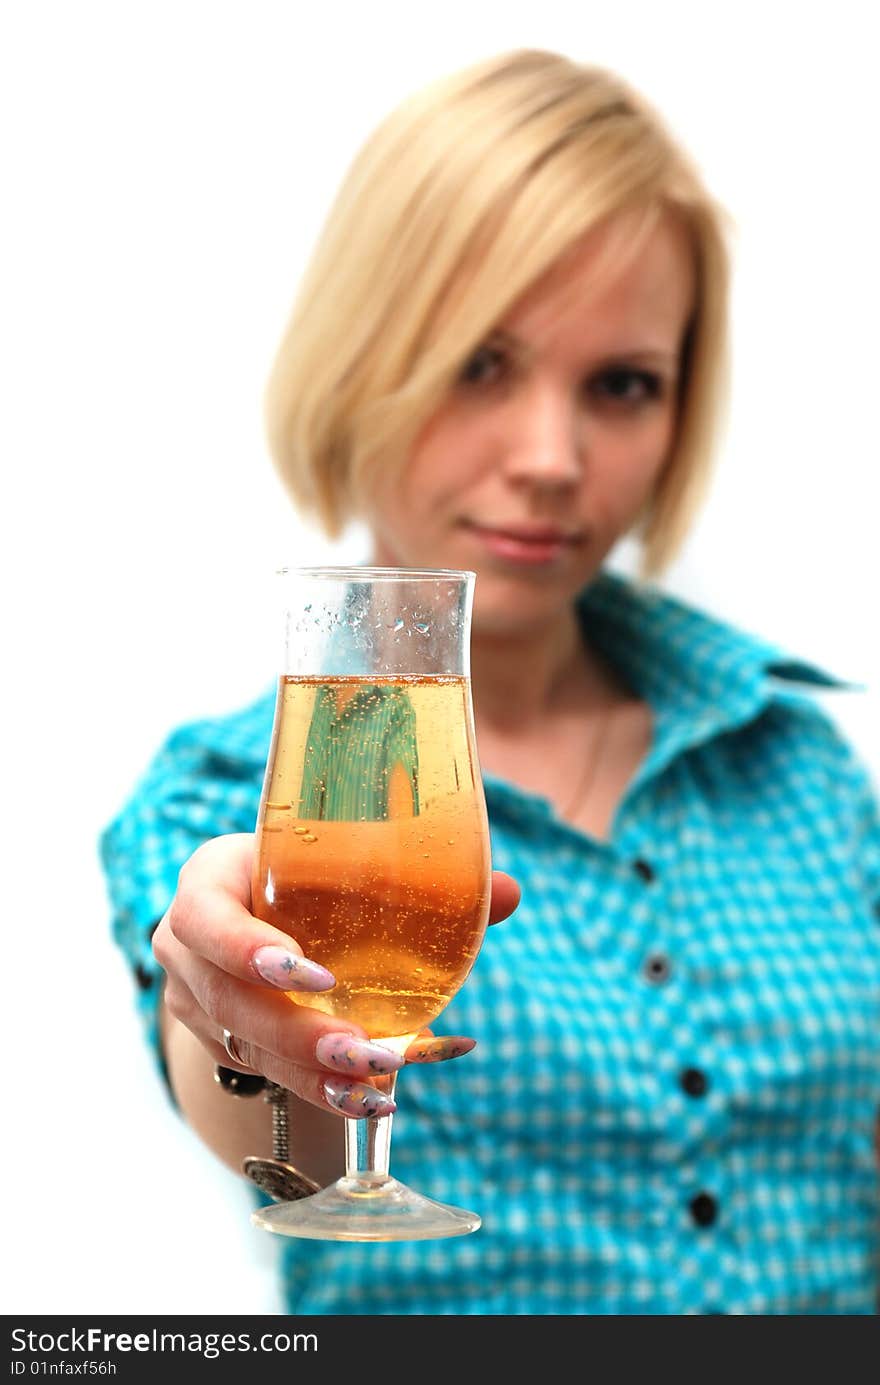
[152, 833, 520, 1118]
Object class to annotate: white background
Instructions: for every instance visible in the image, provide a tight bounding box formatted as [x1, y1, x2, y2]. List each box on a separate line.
[3, 0, 878, 1315]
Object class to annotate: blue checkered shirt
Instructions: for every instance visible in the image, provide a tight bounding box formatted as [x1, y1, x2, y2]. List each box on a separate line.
[100, 571, 880, 1315]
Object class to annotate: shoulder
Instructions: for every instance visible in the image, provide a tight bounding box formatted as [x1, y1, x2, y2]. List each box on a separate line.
[102, 686, 275, 843]
[159, 686, 276, 775]
[757, 690, 879, 816]
[99, 689, 277, 968]
[584, 569, 860, 689]
[580, 569, 871, 783]
[718, 676, 880, 909]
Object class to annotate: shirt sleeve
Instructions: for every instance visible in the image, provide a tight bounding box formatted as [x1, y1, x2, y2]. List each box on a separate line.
[98, 725, 264, 1099]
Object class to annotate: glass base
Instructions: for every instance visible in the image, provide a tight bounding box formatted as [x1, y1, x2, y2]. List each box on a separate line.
[251, 1173, 481, 1242]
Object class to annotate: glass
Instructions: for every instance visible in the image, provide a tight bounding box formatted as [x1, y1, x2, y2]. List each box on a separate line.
[249, 567, 492, 1241]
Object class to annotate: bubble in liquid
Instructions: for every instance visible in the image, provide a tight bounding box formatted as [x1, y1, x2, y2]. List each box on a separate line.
[393, 618, 405, 632]
[414, 620, 430, 634]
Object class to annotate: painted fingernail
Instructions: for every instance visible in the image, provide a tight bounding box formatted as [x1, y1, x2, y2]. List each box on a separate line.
[252, 946, 335, 992]
[404, 1035, 477, 1064]
[323, 1079, 397, 1119]
[315, 1033, 404, 1076]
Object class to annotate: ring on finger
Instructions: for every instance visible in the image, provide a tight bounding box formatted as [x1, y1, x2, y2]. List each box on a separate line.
[222, 1027, 249, 1068]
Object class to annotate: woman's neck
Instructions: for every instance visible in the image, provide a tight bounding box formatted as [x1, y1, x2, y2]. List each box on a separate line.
[468, 609, 620, 736]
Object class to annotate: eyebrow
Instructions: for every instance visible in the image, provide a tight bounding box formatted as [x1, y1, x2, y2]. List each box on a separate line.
[487, 329, 679, 369]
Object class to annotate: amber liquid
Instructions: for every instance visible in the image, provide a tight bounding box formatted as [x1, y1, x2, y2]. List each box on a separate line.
[252, 675, 492, 1038]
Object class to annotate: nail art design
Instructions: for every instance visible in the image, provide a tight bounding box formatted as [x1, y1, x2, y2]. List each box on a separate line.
[323, 1079, 397, 1119]
[405, 1035, 476, 1064]
[253, 946, 335, 992]
[315, 1033, 404, 1075]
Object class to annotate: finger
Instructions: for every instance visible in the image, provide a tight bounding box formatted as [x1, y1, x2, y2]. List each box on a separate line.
[227, 1034, 397, 1120]
[164, 975, 396, 1118]
[404, 1032, 476, 1063]
[165, 934, 365, 1066]
[488, 870, 520, 925]
[169, 938, 409, 1083]
[157, 834, 335, 992]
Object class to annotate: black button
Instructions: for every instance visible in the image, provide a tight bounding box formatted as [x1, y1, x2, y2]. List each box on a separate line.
[643, 953, 671, 984]
[134, 963, 154, 991]
[680, 1067, 709, 1098]
[689, 1192, 718, 1227]
[633, 858, 656, 883]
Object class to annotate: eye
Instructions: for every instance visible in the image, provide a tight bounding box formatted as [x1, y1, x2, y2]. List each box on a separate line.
[589, 367, 665, 407]
[457, 343, 508, 387]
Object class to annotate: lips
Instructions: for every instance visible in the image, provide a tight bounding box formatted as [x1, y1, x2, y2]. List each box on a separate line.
[462, 520, 584, 565]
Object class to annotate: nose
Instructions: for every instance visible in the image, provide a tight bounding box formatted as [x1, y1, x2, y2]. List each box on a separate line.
[500, 378, 584, 490]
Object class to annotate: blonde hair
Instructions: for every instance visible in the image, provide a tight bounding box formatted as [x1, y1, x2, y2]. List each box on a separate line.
[265, 49, 731, 578]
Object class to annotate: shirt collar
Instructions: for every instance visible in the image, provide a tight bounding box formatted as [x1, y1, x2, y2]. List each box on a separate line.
[572, 568, 857, 796]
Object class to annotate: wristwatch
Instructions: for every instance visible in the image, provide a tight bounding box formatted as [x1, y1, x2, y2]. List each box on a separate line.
[214, 1066, 321, 1202]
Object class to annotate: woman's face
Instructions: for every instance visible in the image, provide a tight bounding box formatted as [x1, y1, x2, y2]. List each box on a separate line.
[366, 211, 697, 636]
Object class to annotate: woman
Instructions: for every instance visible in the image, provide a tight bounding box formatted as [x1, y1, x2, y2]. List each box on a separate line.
[101, 49, 880, 1314]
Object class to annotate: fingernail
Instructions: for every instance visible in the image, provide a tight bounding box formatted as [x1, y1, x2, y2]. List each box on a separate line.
[316, 1033, 404, 1076]
[323, 1079, 397, 1119]
[404, 1035, 477, 1064]
[253, 946, 335, 992]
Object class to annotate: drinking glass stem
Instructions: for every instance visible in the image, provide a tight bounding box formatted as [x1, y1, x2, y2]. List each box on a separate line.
[343, 1072, 398, 1187]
